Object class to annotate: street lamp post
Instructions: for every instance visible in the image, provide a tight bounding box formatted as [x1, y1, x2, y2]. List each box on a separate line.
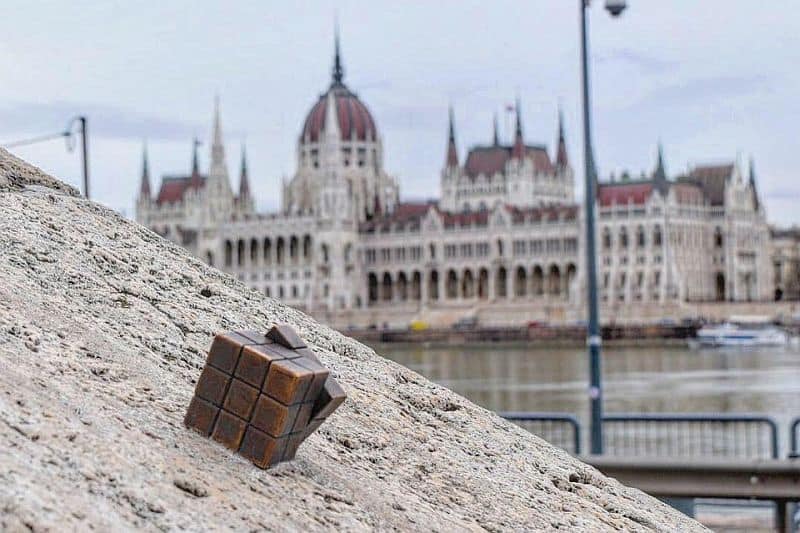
[580, 0, 626, 455]
[67, 116, 90, 200]
[3, 116, 90, 199]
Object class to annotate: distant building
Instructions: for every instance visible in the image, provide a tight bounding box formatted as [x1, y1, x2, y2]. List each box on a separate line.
[136, 36, 778, 327]
[770, 227, 800, 301]
[596, 155, 771, 306]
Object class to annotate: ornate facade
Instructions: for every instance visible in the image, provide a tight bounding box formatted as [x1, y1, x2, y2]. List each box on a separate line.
[136, 38, 778, 328]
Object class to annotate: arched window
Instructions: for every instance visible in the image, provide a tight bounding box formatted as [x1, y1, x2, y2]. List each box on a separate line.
[397, 272, 408, 301]
[478, 269, 489, 299]
[532, 265, 544, 296]
[263, 238, 272, 263]
[653, 225, 663, 247]
[602, 228, 612, 250]
[636, 226, 645, 248]
[461, 270, 475, 299]
[206, 251, 214, 267]
[496, 267, 507, 298]
[303, 235, 312, 260]
[515, 266, 527, 297]
[276, 237, 285, 265]
[619, 228, 629, 249]
[429, 270, 439, 300]
[382, 273, 393, 301]
[446, 270, 458, 299]
[411, 271, 422, 300]
[224, 240, 233, 267]
[250, 238, 259, 265]
[367, 273, 378, 303]
[548, 265, 561, 296]
[714, 227, 724, 248]
[236, 240, 245, 267]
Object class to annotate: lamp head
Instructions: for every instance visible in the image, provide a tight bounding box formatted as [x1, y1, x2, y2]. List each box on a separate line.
[605, 0, 627, 17]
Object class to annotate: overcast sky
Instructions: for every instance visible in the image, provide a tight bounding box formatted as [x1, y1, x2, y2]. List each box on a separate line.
[2, 1, 798, 225]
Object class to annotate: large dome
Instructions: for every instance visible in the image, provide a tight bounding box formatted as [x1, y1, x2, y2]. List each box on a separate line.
[299, 36, 378, 144]
[301, 85, 377, 143]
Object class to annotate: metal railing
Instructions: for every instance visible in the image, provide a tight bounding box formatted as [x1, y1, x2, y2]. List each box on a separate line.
[602, 414, 779, 459]
[500, 412, 582, 455]
[501, 412, 783, 459]
[790, 417, 800, 459]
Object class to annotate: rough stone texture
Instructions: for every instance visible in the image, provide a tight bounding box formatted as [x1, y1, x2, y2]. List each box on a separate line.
[0, 147, 705, 531]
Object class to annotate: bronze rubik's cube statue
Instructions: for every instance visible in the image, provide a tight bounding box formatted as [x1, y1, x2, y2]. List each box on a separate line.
[184, 324, 346, 468]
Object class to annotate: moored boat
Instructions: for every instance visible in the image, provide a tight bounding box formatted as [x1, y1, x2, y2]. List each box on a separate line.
[694, 316, 788, 348]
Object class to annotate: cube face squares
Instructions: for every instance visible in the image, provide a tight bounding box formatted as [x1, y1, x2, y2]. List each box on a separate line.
[264, 359, 313, 405]
[212, 410, 248, 450]
[223, 379, 260, 420]
[239, 426, 287, 468]
[184, 324, 345, 469]
[251, 394, 299, 438]
[207, 332, 250, 374]
[184, 396, 219, 436]
[195, 365, 231, 405]
[234, 345, 275, 388]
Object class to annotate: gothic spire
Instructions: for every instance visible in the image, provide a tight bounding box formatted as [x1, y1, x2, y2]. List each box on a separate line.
[653, 142, 670, 195]
[239, 143, 251, 199]
[139, 141, 151, 198]
[446, 106, 459, 168]
[332, 25, 344, 86]
[191, 137, 200, 175]
[512, 97, 525, 159]
[492, 112, 499, 146]
[556, 108, 569, 168]
[211, 95, 226, 171]
[654, 142, 666, 180]
[749, 156, 760, 211]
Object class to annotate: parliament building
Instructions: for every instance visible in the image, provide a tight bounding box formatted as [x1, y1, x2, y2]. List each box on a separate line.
[136, 38, 777, 328]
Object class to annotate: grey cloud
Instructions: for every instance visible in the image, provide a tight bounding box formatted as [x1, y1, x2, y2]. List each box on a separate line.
[637, 74, 770, 108]
[596, 48, 676, 73]
[0, 101, 201, 141]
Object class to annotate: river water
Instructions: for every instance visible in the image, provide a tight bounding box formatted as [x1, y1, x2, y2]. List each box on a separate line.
[379, 342, 800, 453]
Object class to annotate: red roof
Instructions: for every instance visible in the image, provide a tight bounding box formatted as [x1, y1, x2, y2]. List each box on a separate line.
[155, 175, 206, 205]
[672, 182, 705, 205]
[442, 210, 489, 228]
[682, 164, 733, 206]
[463, 144, 553, 178]
[301, 85, 376, 143]
[359, 201, 436, 232]
[598, 183, 653, 207]
[508, 204, 579, 223]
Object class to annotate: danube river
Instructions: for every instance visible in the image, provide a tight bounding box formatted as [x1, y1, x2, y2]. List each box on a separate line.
[379, 342, 800, 451]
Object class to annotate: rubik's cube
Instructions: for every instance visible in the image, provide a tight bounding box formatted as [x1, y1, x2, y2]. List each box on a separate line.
[184, 324, 346, 468]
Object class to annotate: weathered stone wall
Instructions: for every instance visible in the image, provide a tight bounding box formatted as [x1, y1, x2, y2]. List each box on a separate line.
[0, 148, 704, 531]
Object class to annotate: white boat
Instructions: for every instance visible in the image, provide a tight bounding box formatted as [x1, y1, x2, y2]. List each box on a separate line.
[695, 317, 789, 348]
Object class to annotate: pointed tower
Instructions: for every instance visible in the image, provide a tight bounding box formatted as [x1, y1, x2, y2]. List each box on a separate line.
[209, 95, 229, 179]
[239, 143, 251, 200]
[332, 25, 345, 87]
[190, 137, 201, 185]
[492, 113, 500, 146]
[139, 142, 151, 201]
[555, 109, 569, 169]
[446, 106, 459, 168]
[512, 97, 525, 159]
[749, 157, 760, 211]
[653, 142, 669, 194]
